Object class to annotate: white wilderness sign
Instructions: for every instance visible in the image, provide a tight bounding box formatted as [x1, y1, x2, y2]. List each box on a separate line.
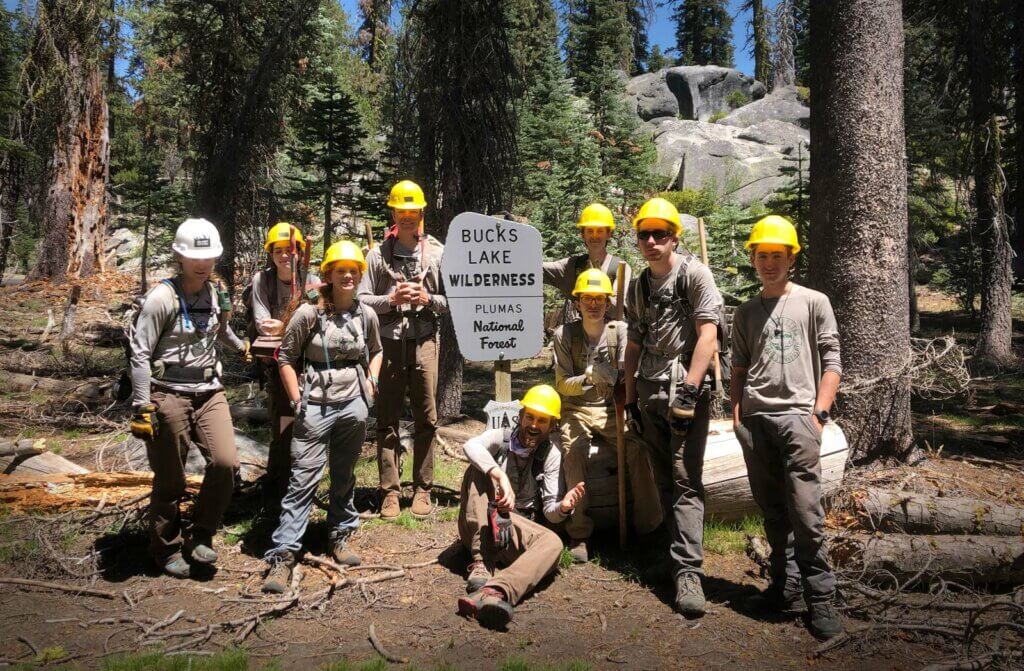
[441, 213, 544, 362]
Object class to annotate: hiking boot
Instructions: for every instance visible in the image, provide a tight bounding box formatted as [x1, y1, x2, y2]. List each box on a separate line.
[808, 602, 843, 640]
[458, 586, 514, 630]
[466, 561, 491, 594]
[674, 572, 706, 617]
[379, 491, 401, 519]
[161, 556, 191, 579]
[329, 537, 362, 567]
[747, 584, 808, 615]
[411, 491, 433, 518]
[262, 552, 295, 594]
[567, 539, 589, 564]
[189, 530, 218, 565]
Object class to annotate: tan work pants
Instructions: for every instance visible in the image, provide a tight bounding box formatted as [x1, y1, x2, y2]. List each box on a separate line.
[377, 336, 437, 493]
[147, 389, 237, 563]
[457, 467, 562, 605]
[560, 403, 663, 539]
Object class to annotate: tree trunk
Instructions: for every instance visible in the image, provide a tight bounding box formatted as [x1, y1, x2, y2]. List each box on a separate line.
[1014, 0, 1024, 282]
[0, 156, 18, 281]
[808, 0, 913, 464]
[909, 243, 920, 333]
[31, 58, 109, 282]
[968, 2, 1016, 369]
[830, 533, 1024, 585]
[751, 0, 770, 86]
[772, 0, 796, 90]
[854, 487, 1024, 536]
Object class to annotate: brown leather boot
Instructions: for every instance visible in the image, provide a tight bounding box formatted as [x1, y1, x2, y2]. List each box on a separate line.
[379, 491, 401, 519]
[411, 490, 433, 518]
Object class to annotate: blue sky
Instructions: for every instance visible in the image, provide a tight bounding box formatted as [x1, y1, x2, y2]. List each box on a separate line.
[4, 0, 767, 78]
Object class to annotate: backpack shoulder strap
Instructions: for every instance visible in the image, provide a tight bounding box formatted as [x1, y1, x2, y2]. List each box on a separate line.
[532, 439, 552, 479]
[496, 428, 513, 465]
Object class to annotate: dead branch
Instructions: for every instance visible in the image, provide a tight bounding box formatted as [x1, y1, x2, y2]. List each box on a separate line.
[0, 577, 117, 599]
[368, 622, 408, 664]
[920, 651, 1023, 671]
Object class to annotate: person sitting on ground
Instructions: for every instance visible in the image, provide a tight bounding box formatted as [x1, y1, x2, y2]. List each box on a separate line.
[552, 268, 661, 563]
[261, 240, 382, 593]
[128, 218, 252, 579]
[456, 385, 585, 630]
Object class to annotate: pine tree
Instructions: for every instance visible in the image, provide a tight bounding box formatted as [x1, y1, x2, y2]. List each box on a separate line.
[673, 0, 735, 67]
[626, 1, 651, 75]
[356, 0, 393, 71]
[743, 0, 771, 84]
[0, 5, 32, 280]
[516, 37, 603, 257]
[288, 78, 376, 250]
[565, 0, 633, 98]
[647, 44, 670, 72]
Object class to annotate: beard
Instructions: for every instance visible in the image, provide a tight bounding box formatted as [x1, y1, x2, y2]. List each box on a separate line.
[519, 425, 545, 450]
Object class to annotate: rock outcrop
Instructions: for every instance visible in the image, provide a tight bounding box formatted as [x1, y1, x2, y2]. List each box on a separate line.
[625, 66, 766, 123]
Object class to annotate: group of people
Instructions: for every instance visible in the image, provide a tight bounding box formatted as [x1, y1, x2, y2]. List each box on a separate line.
[127, 180, 844, 640]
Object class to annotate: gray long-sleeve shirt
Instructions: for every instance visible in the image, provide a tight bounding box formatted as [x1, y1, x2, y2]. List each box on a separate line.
[731, 284, 842, 416]
[250, 268, 320, 332]
[279, 301, 382, 404]
[553, 320, 626, 407]
[130, 279, 245, 406]
[542, 253, 632, 315]
[357, 237, 448, 341]
[625, 254, 722, 382]
[462, 428, 567, 524]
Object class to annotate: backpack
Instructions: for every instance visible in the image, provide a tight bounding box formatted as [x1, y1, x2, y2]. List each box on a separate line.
[494, 426, 553, 516]
[240, 268, 279, 342]
[297, 301, 374, 413]
[635, 255, 732, 386]
[113, 278, 220, 402]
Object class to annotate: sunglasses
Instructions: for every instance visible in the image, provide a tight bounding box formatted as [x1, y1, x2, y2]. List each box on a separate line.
[578, 295, 606, 306]
[636, 229, 672, 242]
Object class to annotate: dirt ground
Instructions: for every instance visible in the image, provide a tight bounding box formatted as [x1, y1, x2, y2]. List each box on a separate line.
[0, 275, 1022, 670]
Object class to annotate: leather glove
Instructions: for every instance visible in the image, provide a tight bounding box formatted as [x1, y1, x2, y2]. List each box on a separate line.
[241, 339, 253, 364]
[670, 383, 699, 420]
[487, 500, 513, 549]
[591, 361, 621, 388]
[130, 404, 158, 440]
[625, 402, 644, 435]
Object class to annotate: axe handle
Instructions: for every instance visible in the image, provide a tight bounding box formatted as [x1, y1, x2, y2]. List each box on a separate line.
[613, 262, 627, 548]
[697, 218, 723, 394]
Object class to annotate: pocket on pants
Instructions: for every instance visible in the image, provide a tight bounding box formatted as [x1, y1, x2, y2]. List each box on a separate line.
[799, 414, 823, 444]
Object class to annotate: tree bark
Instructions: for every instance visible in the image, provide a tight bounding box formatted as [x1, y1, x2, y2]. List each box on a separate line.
[751, 0, 770, 85]
[968, 2, 1016, 369]
[830, 533, 1024, 585]
[854, 487, 1024, 536]
[31, 59, 109, 281]
[1014, 0, 1024, 282]
[771, 0, 796, 90]
[808, 0, 913, 464]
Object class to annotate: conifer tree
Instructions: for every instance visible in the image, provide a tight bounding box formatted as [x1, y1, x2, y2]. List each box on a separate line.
[356, 0, 393, 71]
[647, 44, 670, 72]
[626, 1, 651, 75]
[0, 5, 31, 280]
[673, 0, 735, 67]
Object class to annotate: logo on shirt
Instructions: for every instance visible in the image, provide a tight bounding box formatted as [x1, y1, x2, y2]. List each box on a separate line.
[762, 316, 803, 364]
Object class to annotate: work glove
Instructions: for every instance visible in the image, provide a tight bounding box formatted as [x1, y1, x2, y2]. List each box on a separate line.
[669, 383, 700, 435]
[130, 404, 158, 441]
[590, 361, 621, 388]
[625, 402, 644, 435]
[241, 338, 253, 364]
[487, 500, 513, 549]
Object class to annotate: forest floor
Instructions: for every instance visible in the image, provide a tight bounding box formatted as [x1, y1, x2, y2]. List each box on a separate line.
[0, 273, 1021, 670]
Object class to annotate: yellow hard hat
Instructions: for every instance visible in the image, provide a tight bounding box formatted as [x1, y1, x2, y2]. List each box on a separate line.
[265, 222, 306, 251]
[387, 180, 427, 210]
[632, 197, 681, 235]
[576, 203, 615, 230]
[320, 240, 366, 275]
[520, 384, 561, 420]
[745, 215, 801, 254]
[571, 268, 613, 297]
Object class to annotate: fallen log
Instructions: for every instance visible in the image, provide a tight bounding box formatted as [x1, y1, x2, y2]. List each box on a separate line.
[0, 439, 44, 459]
[229, 404, 270, 423]
[6, 371, 111, 402]
[1, 450, 90, 476]
[855, 487, 1024, 536]
[95, 429, 268, 482]
[830, 533, 1024, 585]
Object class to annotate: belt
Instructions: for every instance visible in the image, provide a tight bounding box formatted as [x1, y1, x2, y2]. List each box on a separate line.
[306, 360, 359, 372]
[154, 363, 218, 383]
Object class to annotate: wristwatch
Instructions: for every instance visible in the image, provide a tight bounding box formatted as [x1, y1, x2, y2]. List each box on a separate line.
[813, 409, 830, 423]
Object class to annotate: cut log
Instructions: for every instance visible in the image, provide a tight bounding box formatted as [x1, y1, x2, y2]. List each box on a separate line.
[0, 450, 90, 476]
[95, 429, 268, 483]
[0, 439, 44, 459]
[6, 371, 111, 402]
[830, 533, 1024, 585]
[855, 487, 1024, 536]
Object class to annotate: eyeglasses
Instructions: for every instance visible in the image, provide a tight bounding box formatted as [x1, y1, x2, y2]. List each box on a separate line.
[636, 229, 671, 242]
[578, 295, 606, 307]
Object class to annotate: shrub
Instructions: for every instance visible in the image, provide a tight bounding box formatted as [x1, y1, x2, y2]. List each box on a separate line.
[726, 90, 750, 109]
[708, 110, 728, 123]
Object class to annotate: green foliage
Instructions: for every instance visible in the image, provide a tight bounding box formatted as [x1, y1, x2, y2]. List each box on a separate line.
[498, 657, 592, 671]
[101, 649, 250, 671]
[647, 44, 670, 72]
[703, 516, 764, 555]
[672, 0, 734, 67]
[726, 90, 749, 109]
[626, 1, 650, 75]
[708, 110, 727, 123]
[658, 188, 717, 218]
[565, 1, 633, 99]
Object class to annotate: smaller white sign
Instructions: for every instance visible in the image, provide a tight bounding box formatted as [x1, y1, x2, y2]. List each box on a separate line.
[484, 400, 521, 431]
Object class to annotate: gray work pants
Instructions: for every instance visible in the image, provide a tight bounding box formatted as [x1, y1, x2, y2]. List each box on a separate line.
[265, 397, 367, 558]
[636, 377, 710, 578]
[735, 413, 836, 603]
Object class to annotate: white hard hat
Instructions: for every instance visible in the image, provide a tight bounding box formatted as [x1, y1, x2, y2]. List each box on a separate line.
[172, 218, 223, 259]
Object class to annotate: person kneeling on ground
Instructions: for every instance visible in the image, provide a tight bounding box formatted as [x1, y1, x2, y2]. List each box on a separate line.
[553, 268, 661, 563]
[261, 240, 383, 593]
[456, 385, 585, 630]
